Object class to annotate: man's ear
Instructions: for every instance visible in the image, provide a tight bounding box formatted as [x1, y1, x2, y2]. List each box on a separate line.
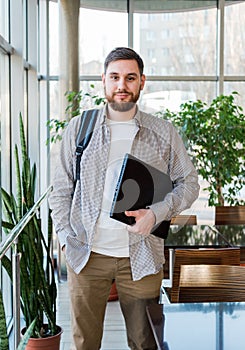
[140, 74, 146, 90]
[101, 73, 105, 85]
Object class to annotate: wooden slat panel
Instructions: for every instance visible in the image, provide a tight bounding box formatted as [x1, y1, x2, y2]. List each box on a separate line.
[179, 264, 245, 302]
[170, 215, 197, 225]
[215, 206, 245, 225]
[240, 247, 245, 264]
[169, 247, 240, 303]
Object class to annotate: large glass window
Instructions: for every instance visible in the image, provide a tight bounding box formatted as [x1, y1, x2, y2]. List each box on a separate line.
[134, 8, 217, 77]
[0, 50, 12, 329]
[0, 0, 9, 38]
[0, 53, 11, 191]
[224, 82, 245, 107]
[49, 1, 59, 76]
[79, 8, 128, 75]
[49, 81, 59, 119]
[224, 1, 245, 76]
[140, 81, 217, 113]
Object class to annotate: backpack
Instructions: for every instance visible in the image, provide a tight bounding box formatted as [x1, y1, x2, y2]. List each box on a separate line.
[74, 109, 100, 189]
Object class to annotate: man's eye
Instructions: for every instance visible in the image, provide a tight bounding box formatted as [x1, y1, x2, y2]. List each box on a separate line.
[110, 76, 119, 80]
[127, 77, 135, 81]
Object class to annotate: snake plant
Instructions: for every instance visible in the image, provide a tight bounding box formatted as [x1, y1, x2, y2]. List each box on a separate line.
[0, 290, 35, 350]
[1, 113, 58, 339]
[0, 290, 8, 350]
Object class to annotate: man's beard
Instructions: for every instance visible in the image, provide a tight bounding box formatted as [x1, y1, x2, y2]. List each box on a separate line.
[104, 88, 141, 112]
[109, 101, 135, 112]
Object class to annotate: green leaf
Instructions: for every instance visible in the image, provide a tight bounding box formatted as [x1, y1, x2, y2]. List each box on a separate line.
[17, 319, 36, 350]
[0, 290, 9, 350]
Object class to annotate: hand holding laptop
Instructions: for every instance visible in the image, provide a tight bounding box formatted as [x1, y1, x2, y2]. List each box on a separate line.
[125, 208, 156, 236]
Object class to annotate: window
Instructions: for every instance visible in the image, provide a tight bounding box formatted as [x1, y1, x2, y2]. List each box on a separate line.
[224, 1, 245, 76]
[0, 43, 12, 334]
[140, 81, 216, 113]
[79, 8, 128, 76]
[135, 7, 217, 77]
[0, 0, 9, 38]
[161, 29, 170, 39]
[147, 48, 155, 60]
[49, 2, 59, 76]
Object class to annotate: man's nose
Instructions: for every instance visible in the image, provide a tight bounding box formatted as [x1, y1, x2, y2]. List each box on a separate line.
[117, 78, 127, 90]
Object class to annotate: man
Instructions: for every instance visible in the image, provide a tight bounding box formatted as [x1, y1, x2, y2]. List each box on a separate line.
[49, 47, 200, 350]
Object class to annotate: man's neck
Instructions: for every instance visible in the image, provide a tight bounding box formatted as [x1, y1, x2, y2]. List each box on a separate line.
[107, 104, 137, 121]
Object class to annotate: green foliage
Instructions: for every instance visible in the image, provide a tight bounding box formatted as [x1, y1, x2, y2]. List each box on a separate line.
[0, 290, 9, 350]
[17, 319, 36, 350]
[1, 113, 57, 338]
[47, 84, 105, 144]
[46, 119, 68, 144]
[157, 92, 245, 206]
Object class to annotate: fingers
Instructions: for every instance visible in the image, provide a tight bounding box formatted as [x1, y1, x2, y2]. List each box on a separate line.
[125, 210, 139, 217]
[125, 209, 156, 236]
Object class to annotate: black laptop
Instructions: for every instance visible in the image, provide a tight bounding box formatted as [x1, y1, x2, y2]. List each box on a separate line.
[109, 154, 173, 239]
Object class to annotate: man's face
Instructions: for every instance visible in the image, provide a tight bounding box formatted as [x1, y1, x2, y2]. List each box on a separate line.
[102, 59, 145, 112]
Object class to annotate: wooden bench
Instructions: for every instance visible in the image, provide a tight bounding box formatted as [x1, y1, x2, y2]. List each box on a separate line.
[178, 264, 245, 302]
[162, 247, 241, 303]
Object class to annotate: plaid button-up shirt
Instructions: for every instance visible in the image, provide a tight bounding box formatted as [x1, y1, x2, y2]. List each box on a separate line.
[49, 105, 200, 281]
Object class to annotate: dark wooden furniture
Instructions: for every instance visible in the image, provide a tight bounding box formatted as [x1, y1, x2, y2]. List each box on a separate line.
[178, 264, 245, 302]
[162, 247, 241, 303]
[215, 205, 245, 225]
[163, 224, 245, 277]
[170, 215, 197, 225]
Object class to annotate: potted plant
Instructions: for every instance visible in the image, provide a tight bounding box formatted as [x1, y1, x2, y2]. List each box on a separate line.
[0, 290, 36, 350]
[1, 114, 62, 349]
[157, 91, 245, 222]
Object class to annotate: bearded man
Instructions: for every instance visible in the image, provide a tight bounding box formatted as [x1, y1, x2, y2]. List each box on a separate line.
[49, 47, 200, 350]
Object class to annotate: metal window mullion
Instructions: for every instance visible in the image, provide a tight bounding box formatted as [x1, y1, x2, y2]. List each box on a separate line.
[128, 0, 133, 48]
[40, 74, 245, 83]
[217, 0, 225, 95]
[12, 242, 21, 349]
[78, 75, 218, 82]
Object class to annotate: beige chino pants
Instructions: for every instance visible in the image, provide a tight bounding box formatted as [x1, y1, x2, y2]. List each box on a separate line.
[67, 252, 163, 350]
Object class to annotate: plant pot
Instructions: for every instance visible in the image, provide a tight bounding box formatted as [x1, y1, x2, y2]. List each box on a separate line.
[21, 325, 63, 350]
[215, 206, 245, 225]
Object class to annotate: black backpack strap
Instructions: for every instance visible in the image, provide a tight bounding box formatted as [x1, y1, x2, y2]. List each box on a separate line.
[74, 109, 99, 188]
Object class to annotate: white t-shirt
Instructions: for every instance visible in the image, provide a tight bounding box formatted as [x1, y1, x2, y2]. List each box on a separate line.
[92, 118, 137, 257]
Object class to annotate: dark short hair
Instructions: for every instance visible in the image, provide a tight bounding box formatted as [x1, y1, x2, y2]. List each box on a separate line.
[104, 47, 144, 75]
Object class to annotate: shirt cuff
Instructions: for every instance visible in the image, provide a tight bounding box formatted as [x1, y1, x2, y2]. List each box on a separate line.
[57, 230, 68, 250]
[148, 201, 171, 225]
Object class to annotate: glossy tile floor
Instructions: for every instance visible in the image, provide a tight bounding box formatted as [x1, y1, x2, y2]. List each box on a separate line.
[57, 281, 130, 350]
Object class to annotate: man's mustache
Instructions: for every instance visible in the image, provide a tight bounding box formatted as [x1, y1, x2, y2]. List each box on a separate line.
[113, 90, 132, 96]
